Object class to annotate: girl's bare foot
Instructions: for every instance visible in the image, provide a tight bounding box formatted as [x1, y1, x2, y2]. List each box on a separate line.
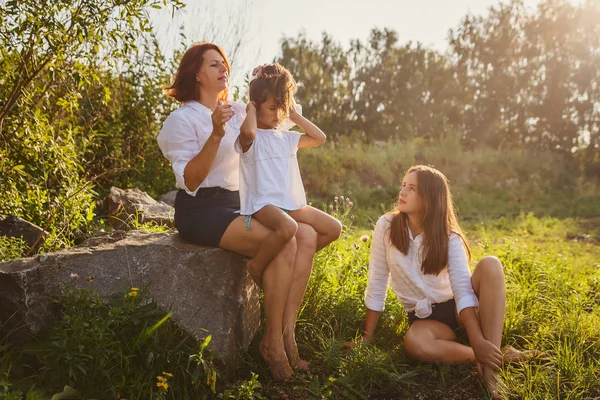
[259, 339, 293, 380]
[246, 259, 263, 289]
[502, 345, 548, 364]
[482, 366, 501, 400]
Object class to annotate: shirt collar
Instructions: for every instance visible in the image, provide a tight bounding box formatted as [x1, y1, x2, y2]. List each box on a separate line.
[185, 100, 213, 114]
[407, 222, 423, 242]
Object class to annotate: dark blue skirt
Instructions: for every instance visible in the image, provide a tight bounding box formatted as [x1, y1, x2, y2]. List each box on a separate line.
[174, 187, 240, 247]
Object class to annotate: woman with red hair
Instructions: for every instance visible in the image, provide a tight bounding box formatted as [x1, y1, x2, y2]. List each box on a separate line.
[157, 42, 315, 380]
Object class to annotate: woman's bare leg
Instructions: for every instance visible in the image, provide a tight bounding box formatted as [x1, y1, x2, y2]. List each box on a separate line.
[281, 223, 317, 370]
[220, 216, 296, 380]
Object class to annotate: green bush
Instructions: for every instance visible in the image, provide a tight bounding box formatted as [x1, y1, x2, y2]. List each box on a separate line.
[0, 236, 28, 262]
[15, 287, 240, 399]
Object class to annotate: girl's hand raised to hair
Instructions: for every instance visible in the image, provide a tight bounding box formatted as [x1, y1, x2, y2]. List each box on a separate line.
[252, 64, 266, 78]
[289, 98, 301, 124]
[471, 337, 502, 371]
[211, 101, 234, 138]
[246, 101, 257, 115]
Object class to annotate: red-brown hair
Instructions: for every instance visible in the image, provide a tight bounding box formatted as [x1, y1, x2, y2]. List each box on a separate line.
[165, 42, 230, 102]
[387, 165, 471, 275]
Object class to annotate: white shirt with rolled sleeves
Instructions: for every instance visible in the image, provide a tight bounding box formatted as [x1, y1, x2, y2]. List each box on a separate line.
[235, 128, 307, 215]
[364, 215, 479, 319]
[156, 101, 246, 196]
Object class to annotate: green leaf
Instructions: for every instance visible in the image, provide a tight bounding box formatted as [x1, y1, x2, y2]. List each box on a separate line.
[85, 202, 95, 222]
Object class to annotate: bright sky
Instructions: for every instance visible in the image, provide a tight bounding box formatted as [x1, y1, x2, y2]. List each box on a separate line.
[151, 0, 580, 87]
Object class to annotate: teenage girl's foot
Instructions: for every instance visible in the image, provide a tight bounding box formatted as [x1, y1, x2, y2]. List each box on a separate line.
[482, 366, 501, 400]
[502, 345, 548, 364]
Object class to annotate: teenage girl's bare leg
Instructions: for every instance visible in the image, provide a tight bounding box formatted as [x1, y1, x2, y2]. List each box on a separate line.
[470, 256, 506, 398]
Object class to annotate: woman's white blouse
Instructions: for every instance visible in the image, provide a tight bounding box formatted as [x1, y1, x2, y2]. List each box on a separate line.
[157, 101, 246, 195]
[364, 215, 479, 318]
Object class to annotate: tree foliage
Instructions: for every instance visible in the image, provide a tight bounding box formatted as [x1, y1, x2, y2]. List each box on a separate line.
[278, 0, 600, 174]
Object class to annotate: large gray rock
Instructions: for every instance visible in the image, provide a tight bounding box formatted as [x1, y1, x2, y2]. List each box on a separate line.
[0, 230, 260, 362]
[107, 187, 174, 229]
[159, 190, 178, 207]
[0, 215, 48, 251]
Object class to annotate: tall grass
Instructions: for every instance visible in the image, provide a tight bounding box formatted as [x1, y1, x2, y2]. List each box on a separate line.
[1, 213, 599, 398]
[299, 136, 600, 225]
[280, 212, 600, 399]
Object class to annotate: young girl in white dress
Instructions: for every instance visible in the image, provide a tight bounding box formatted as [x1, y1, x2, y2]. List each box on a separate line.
[237, 63, 342, 287]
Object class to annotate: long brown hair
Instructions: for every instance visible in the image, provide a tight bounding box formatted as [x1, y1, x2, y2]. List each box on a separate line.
[249, 63, 297, 123]
[165, 42, 230, 102]
[388, 165, 471, 275]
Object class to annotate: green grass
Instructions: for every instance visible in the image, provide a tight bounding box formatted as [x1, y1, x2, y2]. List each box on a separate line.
[299, 137, 600, 227]
[258, 211, 600, 399]
[1, 210, 599, 399]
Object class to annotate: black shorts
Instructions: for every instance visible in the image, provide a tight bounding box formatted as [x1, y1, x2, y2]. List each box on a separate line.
[174, 187, 241, 247]
[407, 299, 459, 331]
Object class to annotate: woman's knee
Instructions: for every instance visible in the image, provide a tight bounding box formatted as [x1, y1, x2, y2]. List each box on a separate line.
[296, 223, 317, 252]
[278, 236, 297, 266]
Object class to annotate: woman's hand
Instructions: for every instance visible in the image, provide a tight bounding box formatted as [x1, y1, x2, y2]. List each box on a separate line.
[211, 101, 234, 138]
[471, 337, 502, 371]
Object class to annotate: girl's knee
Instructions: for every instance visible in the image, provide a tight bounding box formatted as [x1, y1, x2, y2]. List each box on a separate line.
[321, 218, 342, 246]
[276, 218, 298, 242]
[476, 256, 504, 278]
[403, 329, 429, 360]
[330, 218, 342, 240]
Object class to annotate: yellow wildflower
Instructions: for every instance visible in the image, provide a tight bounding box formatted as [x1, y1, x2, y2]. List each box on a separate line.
[156, 371, 172, 392]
